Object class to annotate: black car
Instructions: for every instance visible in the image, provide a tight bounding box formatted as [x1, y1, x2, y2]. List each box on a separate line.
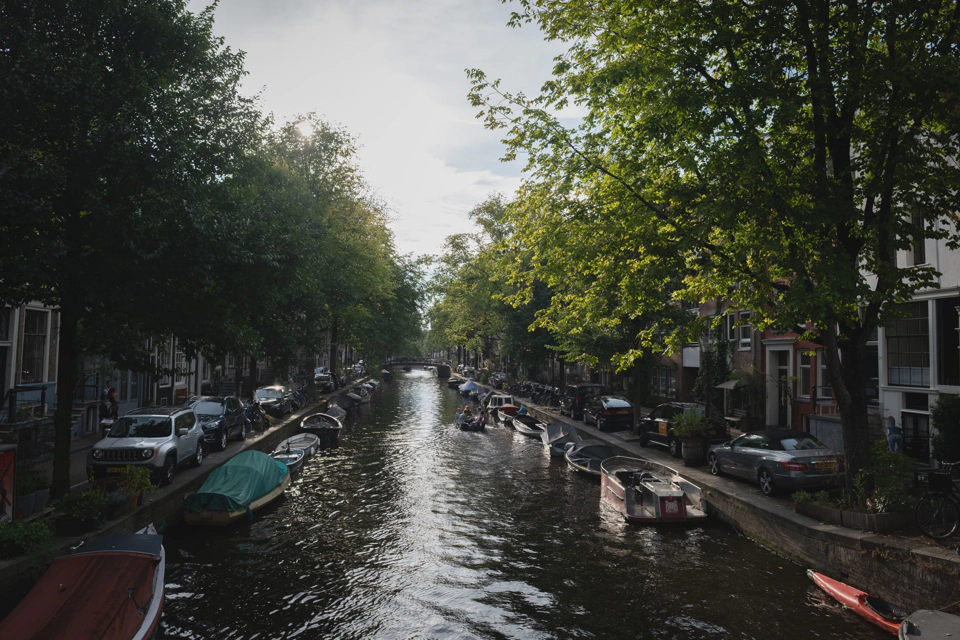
[255, 385, 292, 418]
[185, 396, 249, 451]
[583, 396, 635, 431]
[636, 402, 728, 458]
[559, 384, 605, 420]
[314, 372, 337, 394]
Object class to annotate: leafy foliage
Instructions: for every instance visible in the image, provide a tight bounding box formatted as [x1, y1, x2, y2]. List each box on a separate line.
[0, 521, 51, 560]
[932, 394, 960, 463]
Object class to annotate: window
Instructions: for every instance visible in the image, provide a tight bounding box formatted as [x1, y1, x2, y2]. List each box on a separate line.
[902, 412, 930, 461]
[667, 369, 676, 398]
[739, 312, 752, 349]
[174, 346, 185, 385]
[726, 314, 736, 341]
[817, 350, 832, 400]
[798, 352, 811, 398]
[886, 302, 930, 387]
[911, 210, 926, 266]
[21, 310, 47, 383]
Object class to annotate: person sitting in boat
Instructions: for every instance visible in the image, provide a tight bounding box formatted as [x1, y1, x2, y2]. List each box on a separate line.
[517, 406, 527, 416]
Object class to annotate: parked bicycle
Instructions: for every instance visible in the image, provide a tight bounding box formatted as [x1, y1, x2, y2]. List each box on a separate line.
[245, 399, 271, 432]
[914, 461, 960, 539]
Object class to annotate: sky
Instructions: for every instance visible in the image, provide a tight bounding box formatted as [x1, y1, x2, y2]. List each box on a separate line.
[188, 0, 564, 257]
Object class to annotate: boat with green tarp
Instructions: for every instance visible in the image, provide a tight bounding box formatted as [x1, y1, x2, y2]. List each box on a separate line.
[183, 450, 290, 526]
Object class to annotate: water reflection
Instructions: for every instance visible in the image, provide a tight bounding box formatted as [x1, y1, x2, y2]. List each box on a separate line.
[160, 371, 886, 639]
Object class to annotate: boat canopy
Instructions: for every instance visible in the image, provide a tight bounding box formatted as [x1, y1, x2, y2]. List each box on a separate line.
[458, 380, 479, 392]
[184, 450, 287, 513]
[0, 537, 161, 639]
[543, 423, 578, 444]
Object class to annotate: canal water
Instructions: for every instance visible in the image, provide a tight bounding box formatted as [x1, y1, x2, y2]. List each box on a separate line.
[160, 371, 887, 639]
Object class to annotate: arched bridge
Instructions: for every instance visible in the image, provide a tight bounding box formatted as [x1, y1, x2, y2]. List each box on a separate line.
[382, 357, 451, 379]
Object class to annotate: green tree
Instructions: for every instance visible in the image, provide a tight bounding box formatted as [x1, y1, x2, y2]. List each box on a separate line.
[0, 0, 262, 496]
[469, 0, 960, 486]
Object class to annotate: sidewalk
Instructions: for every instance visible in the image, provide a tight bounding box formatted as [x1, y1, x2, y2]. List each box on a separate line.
[34, 432, 103, 491]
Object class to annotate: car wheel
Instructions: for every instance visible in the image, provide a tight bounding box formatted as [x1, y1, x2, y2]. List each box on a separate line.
[240, 419, 250, 440]
[190, 443, 204, 468]
[758, 468, 777, 496]
[159, 456, 175, 486]
[669, 437, 681, 458]
[708, 453, 722, 476]
[596, 415, 604, 431]
[214, 428, 227, 452]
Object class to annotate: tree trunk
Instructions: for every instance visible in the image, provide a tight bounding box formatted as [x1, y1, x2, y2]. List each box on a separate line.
[823, 327, 872, 492]
[248, 357, 257, 401]
[52, 311, 79, 499]
[632, 359, 644, 414]
[330, 316, 339, 373]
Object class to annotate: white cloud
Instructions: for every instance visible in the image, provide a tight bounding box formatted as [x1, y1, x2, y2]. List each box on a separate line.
[190, 0, 563, 256]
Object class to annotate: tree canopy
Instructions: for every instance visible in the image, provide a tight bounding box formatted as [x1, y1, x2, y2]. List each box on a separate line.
[467, 0, 960, 484]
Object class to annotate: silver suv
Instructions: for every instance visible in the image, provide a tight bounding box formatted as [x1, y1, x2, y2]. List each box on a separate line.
[88, 406, 204, 485]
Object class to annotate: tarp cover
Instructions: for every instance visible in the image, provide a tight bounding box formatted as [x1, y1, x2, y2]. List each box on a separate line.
[184, 450, 287, 513]
[458, 380, 479, 392]
[0, 550, 159, 639]
[568, 439, 614, 460]
[543, 423, 579, 444]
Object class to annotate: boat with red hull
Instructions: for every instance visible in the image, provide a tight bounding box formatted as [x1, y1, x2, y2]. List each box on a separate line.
[0, 526, 165, 640]
[807, 570, 904, 634]
[600, 456, 707, 524]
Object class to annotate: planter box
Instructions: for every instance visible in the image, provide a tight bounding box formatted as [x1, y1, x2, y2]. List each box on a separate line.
[795, 502, 912, 533]
[795, 502, 843, 526]
[55, 515, 101, 537]
[14, 493, 35, 520]
[32, 488, 50, 514]
[681, 438, 707, 467]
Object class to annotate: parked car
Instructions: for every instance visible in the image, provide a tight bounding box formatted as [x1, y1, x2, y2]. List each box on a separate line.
[314, 372, 337, 393]
[559, 384, 605, 420]
[255, 385, 292, 418]
[583, 396, 635, 431]
[491, 372, 508, 389]
[708, 429, 845, 496]
[184, 396, 248, 451]
[88, 407, 204, 485]
[636, 402, 728, 458]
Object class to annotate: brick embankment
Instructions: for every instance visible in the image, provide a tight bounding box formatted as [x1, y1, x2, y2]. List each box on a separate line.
[0, 380, 368, 591]
[459, 377, 960, 613]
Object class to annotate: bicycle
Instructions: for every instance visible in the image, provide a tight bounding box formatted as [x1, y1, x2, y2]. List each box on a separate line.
[914, 461, 960, 539]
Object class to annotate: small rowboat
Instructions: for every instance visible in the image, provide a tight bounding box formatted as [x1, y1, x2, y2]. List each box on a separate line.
[497, 404, 521, 424]
[565, 440, 614, 476]
[807, 570, 904, 634]
[900, 610, 960, 638]
[270, 448, 305, 476]
[0, 525, 164, 640]
[512, 414, 545, 437]
[600, 456, 707, 524]
[541, 423, 581, 457]
[447, 379, 461, 389]
[301, 412, 344, 449]
[184, 451, 290, 526]
[276, 433, 320, 459]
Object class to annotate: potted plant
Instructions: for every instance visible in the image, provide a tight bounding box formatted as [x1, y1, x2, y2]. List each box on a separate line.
[120, 465, 155, 511]
[26, 471, 50, 514]
[14, 473, 35, 520]
[54, 490, 107, 536]
[673, 410, 710, 467]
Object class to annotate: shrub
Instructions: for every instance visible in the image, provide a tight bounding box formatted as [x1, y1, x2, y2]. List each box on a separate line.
[792, 490, 813, 505]
[861, 441, 918, 513]
[55, 490, 107, 521]
[672, 409, 709, 438]
[0, 521, 51, 559]
[932, 394, 960, 463]
[813, 490, 833, 505]
[120, 465, 155, 495]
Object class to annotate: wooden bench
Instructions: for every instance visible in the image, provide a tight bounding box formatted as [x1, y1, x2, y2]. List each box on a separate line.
[725, 408, 751, 432]
[174, 387, 191, 405]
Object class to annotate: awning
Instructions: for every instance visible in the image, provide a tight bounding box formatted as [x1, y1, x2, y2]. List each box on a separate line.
[715, 378, 748, 390]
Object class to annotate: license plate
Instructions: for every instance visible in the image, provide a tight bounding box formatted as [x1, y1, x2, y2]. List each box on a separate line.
[617, 410, 631, 415]
[658, 421, 668, 436]
[107, 467, 125, 474]
[814, 461, 837, 470]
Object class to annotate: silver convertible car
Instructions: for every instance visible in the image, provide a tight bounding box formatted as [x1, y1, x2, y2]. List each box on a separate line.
[707, 429, 845, 496]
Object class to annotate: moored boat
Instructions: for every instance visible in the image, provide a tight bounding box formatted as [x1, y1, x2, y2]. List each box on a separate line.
[301, 412, 344, 448]
[497, 404, 521, 424]
[270, 448, 305, 476]
[564, 440, 614, 476]
[183, 450, 290, 526]
[458, 380, 479, 396]
[0, 525, 165, 640]
[381, 369, 393, 382]
[900, 610, 960, 638]
[512, 413, 545, 437]
[447, 378, 461, 389]
[600, 456, 707, 524]
[455, 411, 486, 431]
[541, 423, 581, 456]
[276, 432, 320, 459]
[402, 365, 412, 372]
[807, 570, 904, 634]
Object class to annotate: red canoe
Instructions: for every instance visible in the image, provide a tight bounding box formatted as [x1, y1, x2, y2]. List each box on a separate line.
[807, 570, 903, 634]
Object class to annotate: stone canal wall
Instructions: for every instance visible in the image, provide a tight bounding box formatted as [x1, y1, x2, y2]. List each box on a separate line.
[464, 378, 960, 613]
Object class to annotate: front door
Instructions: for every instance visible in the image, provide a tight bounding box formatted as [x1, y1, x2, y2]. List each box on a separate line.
[777, 351, 789, 427]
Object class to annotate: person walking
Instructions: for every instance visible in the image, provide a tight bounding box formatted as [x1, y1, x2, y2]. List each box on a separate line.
[886, 416, 903, 453]
[99, 379, 112, 420]
[107, 383, 119, 420]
